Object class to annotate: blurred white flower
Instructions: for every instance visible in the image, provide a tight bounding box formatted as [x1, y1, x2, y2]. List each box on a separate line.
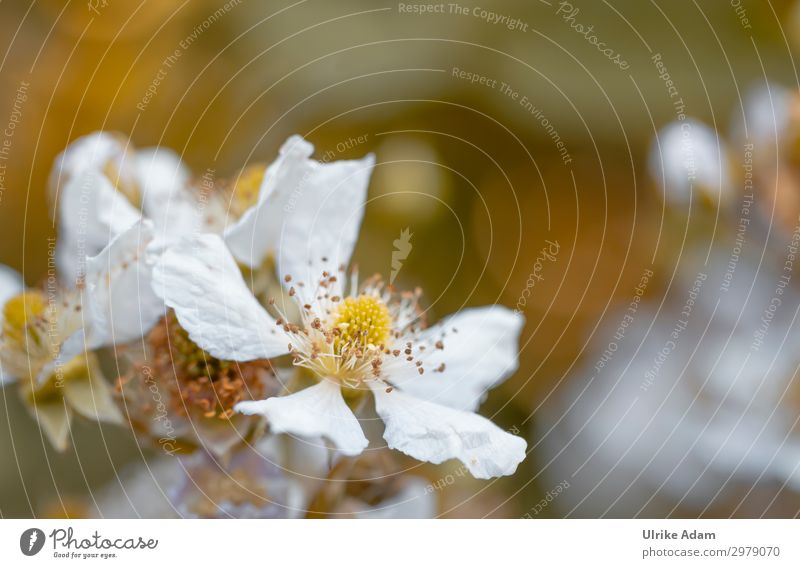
[0, 220, 161, 450]
[648, 119, 732, 209]
[538, 251, 800, 516]
[49, 132, 195, 285]
[734, 83, 793, 147]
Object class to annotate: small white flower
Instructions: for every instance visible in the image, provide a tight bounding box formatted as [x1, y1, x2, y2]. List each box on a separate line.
[50, 132, 195, 285]
[734, 83, 793, 147]
[0, 275, 119, 450]
[151, 232, 526, 479]
[0, 220, 160, 449]
[648, 119, 732, 209]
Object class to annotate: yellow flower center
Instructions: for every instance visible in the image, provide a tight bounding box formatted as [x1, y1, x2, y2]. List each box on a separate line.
[230, 164, 266, 216]
[2, 291, 48, 347]
[332, 294, 392, 351]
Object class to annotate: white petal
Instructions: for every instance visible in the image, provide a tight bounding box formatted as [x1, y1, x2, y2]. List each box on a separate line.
[235, 380, 368, 456]
[274, 152, 374, 304]
[390, 306, 524, 411]
[135, 147, 199, 243]
[0, 266, 23, 384]
[224, 136, 311, 267]
[48, 132, 128, 208]
[62, 355, 123, 424]
[0, 264, 23, 314]
[149, 233, 287, 361]
[57, 169, 141, 285]
[224, 135, 374, 302]
[33, 402, 72, 452]
[371, 385, 526, 479]
[37, 329, 87, 385]
[85, 220, 164, 348]
[136, 147, 190, 209]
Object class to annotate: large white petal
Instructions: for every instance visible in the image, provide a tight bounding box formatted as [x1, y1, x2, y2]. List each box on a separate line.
[371, 385, 526, 479]
[57, 169, 141, 285]
[224, 135, 374, 302]
[149, 233, 287, 361]
[135, 147, 199, 244]
[85, 220, 164, 348]
[235, 380, 368, 456]
[273, 149, 374, 304]
[224, 136, 313, 268]
[390, 306, 524, 412]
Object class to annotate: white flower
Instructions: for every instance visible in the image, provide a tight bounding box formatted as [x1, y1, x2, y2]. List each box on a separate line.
[0, 220, 160, 450]
[221, 135, 375, 277]
[151, 223, 526, 478]
[648, 119, 732, 208]
[538, 251, 800, 516]
[733, 83, 793, 148]
[49, 132, 195, 285]
[0, 275, 118, 450]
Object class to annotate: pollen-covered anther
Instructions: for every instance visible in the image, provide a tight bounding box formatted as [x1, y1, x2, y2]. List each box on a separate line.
[331, 294, 392, 350]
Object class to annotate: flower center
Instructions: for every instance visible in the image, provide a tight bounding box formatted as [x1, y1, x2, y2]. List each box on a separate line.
[332, 294, 392, 351]
[2, 291, 48, 348]
[230, 164, 265, 217]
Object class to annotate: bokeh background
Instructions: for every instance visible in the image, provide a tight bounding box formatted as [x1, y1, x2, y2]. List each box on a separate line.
[1, 0, 800, 518]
